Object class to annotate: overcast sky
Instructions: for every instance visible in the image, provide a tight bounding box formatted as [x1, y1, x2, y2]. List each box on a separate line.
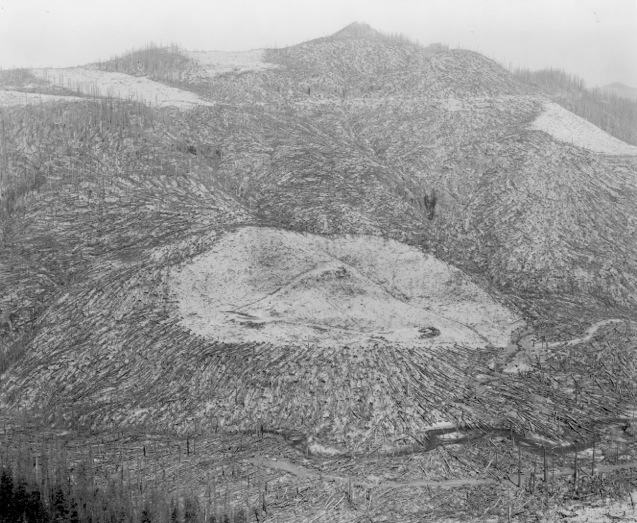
[0, 0, 635, 87]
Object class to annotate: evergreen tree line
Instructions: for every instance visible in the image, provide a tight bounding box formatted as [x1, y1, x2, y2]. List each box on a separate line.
[0, 464, 255, 523]
[0, 444, 257, 523]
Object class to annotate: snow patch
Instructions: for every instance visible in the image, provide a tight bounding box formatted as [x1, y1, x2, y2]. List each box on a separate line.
[31, 67, 214, 109]
[423, 420, 456, 431]
[184, 49, 278, 77]
[0, 90, 86, 107]
[556, 492, 637, 522]
[171, 227, 522, 348]
[308, 440, 345, 457]
[503, 361, 533, 374]
[530, 101, 637, 155]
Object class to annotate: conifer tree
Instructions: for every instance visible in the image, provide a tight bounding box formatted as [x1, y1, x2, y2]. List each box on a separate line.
[183, 496, 199, 523]
[51, 486, 68, 523]
[12, 477, 29, 522]
[26, 490, 49, 523]
[68, 495, 80, 523]
[170, 502, 181, 523]
[0, 468, 15, 522]
[140, 503, 152, 523]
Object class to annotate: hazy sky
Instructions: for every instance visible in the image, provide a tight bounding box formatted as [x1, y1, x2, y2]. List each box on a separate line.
[0, 0, 635, 87]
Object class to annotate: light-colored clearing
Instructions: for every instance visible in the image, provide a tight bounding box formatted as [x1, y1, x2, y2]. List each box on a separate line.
[0, 89, 86, 107]
[31, 67, 213, 109]
[171, 227, 522, 348]
[530, 101, 637, 155]
[184, 49, 278, 77]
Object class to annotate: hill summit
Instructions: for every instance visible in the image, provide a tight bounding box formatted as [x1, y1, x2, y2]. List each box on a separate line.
[330, 22, 383, 39]
[602, 82, 637, 101]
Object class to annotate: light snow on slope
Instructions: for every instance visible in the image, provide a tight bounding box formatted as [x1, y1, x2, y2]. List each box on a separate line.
[184, 49, 278, 77]
[171, 227, 522, 348]
[530, 101, 637, 155]
[31, 67, 214, 109]
[0, 90, 86, 107]
[552, 493, 637, 523]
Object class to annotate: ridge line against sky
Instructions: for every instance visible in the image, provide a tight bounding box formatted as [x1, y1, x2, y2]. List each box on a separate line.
[0, 0, 636, 87]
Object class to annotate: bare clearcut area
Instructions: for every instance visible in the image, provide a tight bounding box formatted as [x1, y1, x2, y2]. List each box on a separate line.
[530, 101, 637, 155]
[30, 67, 214, 109]
[172, 227, 522, 347]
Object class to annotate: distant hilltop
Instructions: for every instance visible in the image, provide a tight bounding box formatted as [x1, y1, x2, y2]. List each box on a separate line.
[601, 82, 637, 101]
[331, 22, 383, 39]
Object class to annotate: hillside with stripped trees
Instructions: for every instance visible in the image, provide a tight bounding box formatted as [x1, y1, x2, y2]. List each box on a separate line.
[1, 23, 637, 522]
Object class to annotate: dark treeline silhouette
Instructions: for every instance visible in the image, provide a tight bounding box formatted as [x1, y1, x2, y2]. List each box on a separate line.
[0, 464, 252, 523]
[0, 443, 255, 523]
[513, 67, 637, 146]
[0, 463, 119, 523]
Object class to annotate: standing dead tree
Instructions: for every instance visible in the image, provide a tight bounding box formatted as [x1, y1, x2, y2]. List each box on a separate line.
[416, 188, 437, 220]
[0, 309, 15, 332]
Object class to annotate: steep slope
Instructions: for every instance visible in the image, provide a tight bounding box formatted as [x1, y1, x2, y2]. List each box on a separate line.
[1, 24, 636, 461]
[30, 67, 214, 109]
[156, 34, 637, 332]
[0, 97, 250, 348]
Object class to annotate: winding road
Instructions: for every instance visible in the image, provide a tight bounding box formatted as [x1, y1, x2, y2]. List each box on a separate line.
[502, 318, 627, 373]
